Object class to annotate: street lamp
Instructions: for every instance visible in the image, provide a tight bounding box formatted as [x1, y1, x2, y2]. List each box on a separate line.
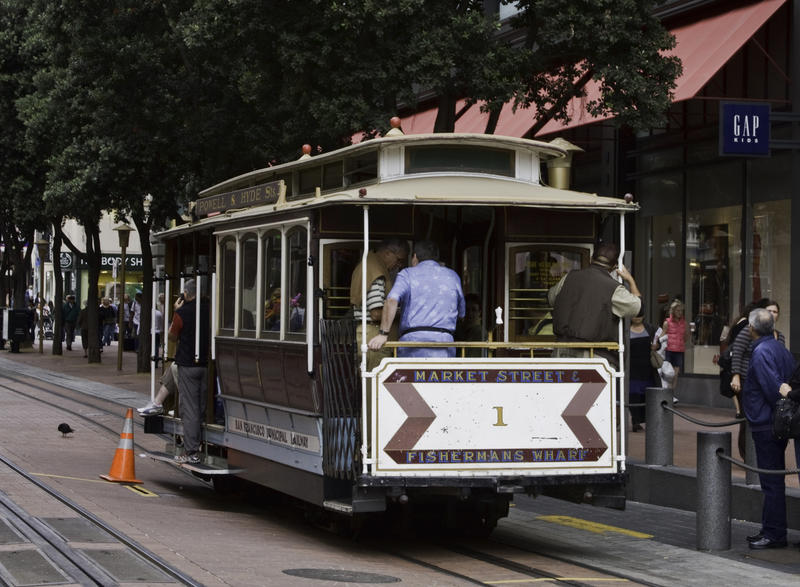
[34, 238, 49, 354]
[114, 223, 133, 371]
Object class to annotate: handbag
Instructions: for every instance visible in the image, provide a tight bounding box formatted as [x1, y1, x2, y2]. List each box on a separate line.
[773, 396, 800, 440]
[650, 349, 664, 369]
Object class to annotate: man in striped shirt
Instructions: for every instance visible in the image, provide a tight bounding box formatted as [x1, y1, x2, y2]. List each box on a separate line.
[350, 238, 409, 370]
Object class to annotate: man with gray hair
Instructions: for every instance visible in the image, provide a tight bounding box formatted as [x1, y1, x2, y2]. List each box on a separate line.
[168, 278, 210, 464]
[742, 307, 795, 549]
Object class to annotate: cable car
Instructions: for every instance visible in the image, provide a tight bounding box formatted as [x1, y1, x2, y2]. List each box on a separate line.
[145, 119, 637, 534]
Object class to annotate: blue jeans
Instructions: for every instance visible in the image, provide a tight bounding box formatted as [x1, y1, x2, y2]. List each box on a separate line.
[102, 323, 115, 346]
[752, 429, 789, 540]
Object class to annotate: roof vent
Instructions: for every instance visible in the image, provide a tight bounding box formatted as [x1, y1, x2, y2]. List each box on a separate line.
[546, 138, 583, 190]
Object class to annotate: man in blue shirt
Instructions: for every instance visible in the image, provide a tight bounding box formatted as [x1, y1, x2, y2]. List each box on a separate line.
[369, 240, 465, 358]
[742, 307, 796, 550]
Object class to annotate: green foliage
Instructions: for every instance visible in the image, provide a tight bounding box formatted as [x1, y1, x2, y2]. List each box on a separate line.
[2, 0, 680, 234]
[508, 0, 681, 131]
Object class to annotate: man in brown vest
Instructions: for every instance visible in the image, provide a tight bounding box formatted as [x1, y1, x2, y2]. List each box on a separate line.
[548, 242, 641, 367]
[349, 238, 409, 370]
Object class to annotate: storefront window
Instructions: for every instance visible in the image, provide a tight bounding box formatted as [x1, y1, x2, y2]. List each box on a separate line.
[685, 206, 740, 374]
[750, 199, 791, 347]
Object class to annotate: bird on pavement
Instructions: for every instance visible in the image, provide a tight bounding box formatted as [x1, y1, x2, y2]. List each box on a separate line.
[57, 423, 74, 437]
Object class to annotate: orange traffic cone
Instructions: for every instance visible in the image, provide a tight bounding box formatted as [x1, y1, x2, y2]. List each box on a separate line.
[100, 408, 142, 484]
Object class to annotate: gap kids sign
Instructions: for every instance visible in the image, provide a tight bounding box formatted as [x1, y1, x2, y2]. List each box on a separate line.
[719, 102, 770, 157]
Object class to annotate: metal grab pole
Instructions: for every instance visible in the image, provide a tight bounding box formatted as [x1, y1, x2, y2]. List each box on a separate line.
[645, 387, 674, 466]
[150, 277, 157, 396]
[194, 275, 201, 364]
[360, 205, 369, 474]
[696, 431, 731, 551]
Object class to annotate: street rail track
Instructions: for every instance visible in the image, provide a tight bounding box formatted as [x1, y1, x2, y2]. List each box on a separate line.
[381, 536, 641, 586]
[0, 365, 642, 585]
[0, 452, 201, 586]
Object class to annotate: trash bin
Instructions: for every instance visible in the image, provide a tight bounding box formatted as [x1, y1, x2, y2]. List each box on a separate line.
[9, 309, 30, 353]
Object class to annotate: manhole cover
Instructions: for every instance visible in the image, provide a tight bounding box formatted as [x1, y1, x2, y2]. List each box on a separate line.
[283, 568, 401, 583]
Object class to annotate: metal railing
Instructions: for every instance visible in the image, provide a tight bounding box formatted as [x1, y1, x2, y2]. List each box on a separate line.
[642, 388, 800, 551]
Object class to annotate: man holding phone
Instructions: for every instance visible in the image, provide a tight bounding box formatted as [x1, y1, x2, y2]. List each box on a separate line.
[168, 279, 210, 464]
[547, 242, 641, 368]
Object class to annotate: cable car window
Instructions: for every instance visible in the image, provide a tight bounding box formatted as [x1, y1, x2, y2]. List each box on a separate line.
[262, 230, 282, 335]
[321, 241, 363, 319]
[344, 152, 377, 185]
[508, 245, 588, 341]
[286, 226, 307, 337]
[297, 167, 322, 197]
[239, 233, 258, 336]
[406, 146, 514, 176]
[323, 162, 343, 191]
[220, 237, 236, 333]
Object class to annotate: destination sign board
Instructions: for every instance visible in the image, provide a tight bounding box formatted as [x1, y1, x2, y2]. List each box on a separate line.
[372, 358, 615, 476]
[195, 180, 282, 217]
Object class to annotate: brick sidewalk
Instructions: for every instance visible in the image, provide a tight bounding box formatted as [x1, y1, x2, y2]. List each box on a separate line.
[0, 339, 153, 402]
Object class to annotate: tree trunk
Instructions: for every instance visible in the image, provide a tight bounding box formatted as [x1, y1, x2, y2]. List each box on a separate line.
[135, 219, 153, 374]
[433, 91, 457, 133]
[84, 222, 103, 363]
[51, 225, 64, 355]
[484, 105, 501, 135]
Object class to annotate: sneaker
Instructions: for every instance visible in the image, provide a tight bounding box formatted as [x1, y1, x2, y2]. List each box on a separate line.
[174, 453, 200, 464]
[138, 403, 163, 416]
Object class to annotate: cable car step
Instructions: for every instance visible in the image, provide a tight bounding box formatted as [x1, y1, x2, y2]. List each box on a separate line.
[146, 451, 244, 475]
[323, 499, 353, 514]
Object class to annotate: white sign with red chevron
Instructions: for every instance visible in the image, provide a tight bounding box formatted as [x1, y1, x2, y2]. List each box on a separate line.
[372, 359, 616, 475]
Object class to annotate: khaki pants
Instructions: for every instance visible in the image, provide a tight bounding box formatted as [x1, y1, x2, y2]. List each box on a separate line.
[356, 322, 393, 371]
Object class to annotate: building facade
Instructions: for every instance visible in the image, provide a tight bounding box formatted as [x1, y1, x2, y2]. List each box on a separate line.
[399, 0, 799, 402]
[36, 212, 144, 307]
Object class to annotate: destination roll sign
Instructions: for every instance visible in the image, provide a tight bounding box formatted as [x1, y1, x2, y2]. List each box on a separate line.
[719, 102, 770, 157]
[195, 180, 282, 217]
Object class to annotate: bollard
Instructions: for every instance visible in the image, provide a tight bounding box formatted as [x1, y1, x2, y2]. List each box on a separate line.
[744, 421, 758, 485]
[696, 431, 731, 551]
[645, 387, 673, 466]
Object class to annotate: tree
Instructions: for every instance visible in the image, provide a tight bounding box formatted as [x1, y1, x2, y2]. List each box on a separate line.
[0, 1, 48, 316]
[507, 0, 681, 134]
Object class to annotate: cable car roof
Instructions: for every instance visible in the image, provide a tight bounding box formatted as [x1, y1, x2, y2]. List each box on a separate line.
[158, 132, 637, 238]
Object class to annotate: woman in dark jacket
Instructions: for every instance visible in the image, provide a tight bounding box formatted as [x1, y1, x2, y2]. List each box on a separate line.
[628, 310, 661, 432]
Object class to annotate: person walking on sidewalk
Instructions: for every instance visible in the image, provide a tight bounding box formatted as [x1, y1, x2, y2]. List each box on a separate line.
[62, 295, 79, 351]
[661, 299, 690, 392]
[742, 307, 795, 550]
[168, 279, 210, 464]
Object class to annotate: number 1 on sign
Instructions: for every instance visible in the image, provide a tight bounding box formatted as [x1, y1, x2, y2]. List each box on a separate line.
[492, 406, 507, 427]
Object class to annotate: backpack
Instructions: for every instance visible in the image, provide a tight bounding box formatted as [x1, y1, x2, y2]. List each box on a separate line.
[773, 397, 800, 440]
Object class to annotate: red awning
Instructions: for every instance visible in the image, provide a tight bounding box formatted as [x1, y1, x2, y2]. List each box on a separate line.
[391, 0, 786, 139]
